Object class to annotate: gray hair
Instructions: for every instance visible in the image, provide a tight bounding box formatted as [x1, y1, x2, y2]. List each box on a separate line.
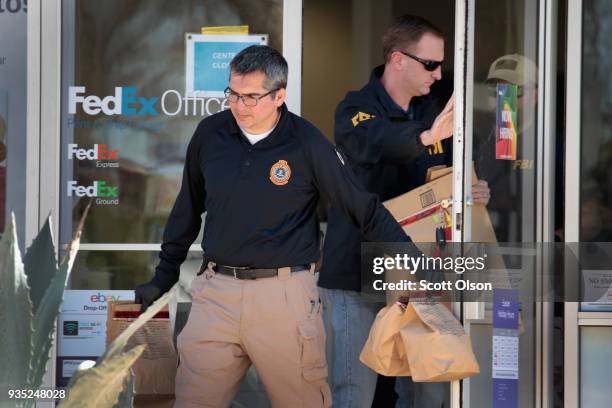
[229, 45, 288, 91]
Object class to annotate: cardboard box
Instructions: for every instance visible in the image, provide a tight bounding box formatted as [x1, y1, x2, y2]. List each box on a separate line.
[383, 166, 497, 243]
[106, 301, 176, 407]
[382, 166, 506, 304]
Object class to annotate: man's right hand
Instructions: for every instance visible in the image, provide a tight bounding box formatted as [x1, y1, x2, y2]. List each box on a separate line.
[134, 281, 165, 313]
[420, 94, 454, 146]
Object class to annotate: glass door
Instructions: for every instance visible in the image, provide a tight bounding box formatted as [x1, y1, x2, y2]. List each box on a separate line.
[455, 0, 559, 407]
[565, 1, 612, 407]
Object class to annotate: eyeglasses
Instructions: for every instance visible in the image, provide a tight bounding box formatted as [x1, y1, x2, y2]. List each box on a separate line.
[224, 87, 277, 107]
[398, 50, 443, 72]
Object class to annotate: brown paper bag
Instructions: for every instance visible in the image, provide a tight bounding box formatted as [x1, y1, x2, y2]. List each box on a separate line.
[107, 301, 176, 406]
[399, 301, 480, 382]
[359, 304, 411, 376]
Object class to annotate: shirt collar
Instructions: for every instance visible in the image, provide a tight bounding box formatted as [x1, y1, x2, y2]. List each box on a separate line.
[369, 65, 419, 119]
[228, 104, 290, 147]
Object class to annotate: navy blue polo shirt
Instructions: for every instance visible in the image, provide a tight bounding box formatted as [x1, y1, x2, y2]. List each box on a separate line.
[151, 103, 413, 291]
[319, 66, 450, 292]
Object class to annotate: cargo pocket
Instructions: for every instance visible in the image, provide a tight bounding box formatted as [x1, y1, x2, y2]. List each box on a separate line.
[303, 366, 332, 407]
[298, 319, 326, 366]
[298, 319, 332, 407]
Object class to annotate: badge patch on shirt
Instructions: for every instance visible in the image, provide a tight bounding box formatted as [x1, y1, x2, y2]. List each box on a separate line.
[351, 111, 376, 127]
[269, 160, 292, 185]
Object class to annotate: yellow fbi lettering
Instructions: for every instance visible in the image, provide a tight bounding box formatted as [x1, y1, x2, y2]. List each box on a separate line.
[351, 112, 376, 127]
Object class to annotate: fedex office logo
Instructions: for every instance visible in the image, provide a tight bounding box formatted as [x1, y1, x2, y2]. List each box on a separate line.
[68, 86, 158, 116]
[68, 144, 119, 160]
[68, 85, 231, 118]
[67, 181, 118, 198]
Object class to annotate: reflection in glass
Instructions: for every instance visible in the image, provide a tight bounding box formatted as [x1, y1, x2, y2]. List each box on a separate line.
[472, 2, 539, 244]
[0, 98, 6, 233]
[580, 327, 612, 407]
[582, 0, 612, 242]
[468, 1, 539, 408]
[60, 0, 283, 245]
[0, 6, 27, 244]
[70, 250, 204, 290]
[70, 250, 159, 290]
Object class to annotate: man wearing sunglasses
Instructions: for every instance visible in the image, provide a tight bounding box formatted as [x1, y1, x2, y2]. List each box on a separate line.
[319, 15, 490, 408]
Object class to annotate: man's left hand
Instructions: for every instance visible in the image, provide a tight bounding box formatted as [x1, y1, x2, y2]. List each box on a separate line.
[472, 179, 490, 205]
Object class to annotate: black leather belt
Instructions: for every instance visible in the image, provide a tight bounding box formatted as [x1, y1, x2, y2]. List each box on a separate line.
[212, 264, 310, 280]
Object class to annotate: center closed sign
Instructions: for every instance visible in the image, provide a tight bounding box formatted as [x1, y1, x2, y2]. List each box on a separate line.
[186, 34, 268, 97]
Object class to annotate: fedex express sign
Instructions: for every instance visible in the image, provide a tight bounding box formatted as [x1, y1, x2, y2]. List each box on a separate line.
[68, 144, 118, 160]
[68, 86, 229, 117]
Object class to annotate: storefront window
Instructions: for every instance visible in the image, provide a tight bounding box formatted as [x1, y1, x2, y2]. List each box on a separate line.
[69, 250, 204, 290]
[579, 0, 612, 312]
[0, 1, 27, 247]
[580, 327, 612, 407]
[60, 0, 284, 289]
[581, 0, 612, 243]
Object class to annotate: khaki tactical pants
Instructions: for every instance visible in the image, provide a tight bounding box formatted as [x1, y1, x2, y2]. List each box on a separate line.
[174, 265, 331, 408]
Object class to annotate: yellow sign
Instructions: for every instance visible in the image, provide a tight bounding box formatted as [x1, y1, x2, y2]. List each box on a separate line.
[201, 26, 249, 35]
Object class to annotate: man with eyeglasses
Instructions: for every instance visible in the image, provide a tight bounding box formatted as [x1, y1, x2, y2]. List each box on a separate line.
[134, 45, 425, 407]
[319, 15, 491, 408]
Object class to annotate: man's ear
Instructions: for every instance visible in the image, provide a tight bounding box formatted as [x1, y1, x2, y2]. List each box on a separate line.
[389, 51, 404, 70]
[274, 88, 286, 107]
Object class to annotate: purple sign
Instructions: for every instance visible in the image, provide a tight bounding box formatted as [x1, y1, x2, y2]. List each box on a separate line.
[492, 288, 520, 408]
[493, 378, 518, 408]
[493, 288, 519, 330]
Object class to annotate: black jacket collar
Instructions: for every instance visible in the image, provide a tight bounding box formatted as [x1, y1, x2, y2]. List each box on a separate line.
[369, 65, 425, 120]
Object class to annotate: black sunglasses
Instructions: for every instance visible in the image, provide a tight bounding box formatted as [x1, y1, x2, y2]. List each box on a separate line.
[398, 50, 443, 72]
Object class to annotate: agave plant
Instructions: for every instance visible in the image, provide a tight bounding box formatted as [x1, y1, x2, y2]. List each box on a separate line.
[0, 206, 178, 407]
[0, 206, 89, 408]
